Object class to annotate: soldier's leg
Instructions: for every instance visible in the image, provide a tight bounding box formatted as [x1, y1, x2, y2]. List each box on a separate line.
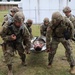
[62, 40, 74, 67]
[4, 45, 14, 75]
[17, 44, 26, 66]
[48, 39, 59, 66]
[61, 40, 72, 60]
[1, 43, 6, 62]
[62, 40, 75, 74]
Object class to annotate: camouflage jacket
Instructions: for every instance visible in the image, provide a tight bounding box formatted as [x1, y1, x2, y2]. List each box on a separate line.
[66, 14, 75, 28]
[0, 22, 31, 50]
[26, 24, 32, 34]
[40, 23, 49, 36]
[46, 17, 74, 49]
[25, 24, 33, 39]
[2, 14, 13, 26]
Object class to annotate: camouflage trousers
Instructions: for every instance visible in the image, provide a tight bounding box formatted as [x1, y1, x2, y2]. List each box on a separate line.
[2, 43, 26, 65]
[48, 37, 75, 68]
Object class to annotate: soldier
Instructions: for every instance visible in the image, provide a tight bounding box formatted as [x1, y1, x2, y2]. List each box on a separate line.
[1, 7, 19, 62]
[63, 6, 75, 28]
[26, 19, 33, 39]
[46, 12, 75, 74]
[62, 6, 75, 60]
[2, 7, 19, 26]
[40, 18, 49, 37]
[0, 12, 31, 75]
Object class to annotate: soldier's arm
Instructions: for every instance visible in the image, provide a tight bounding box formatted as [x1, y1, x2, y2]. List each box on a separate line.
[67, 19, 74, 38]
[1, 15, 8, 26]
[4, 15, 8, 22]
[70, 16, 75, 28]
[23, 26, 31, 50]
[30, 28, 33, 39]
[40, 25, 44, 35]
[0, 22, 13, 41]
[46, 24, 52, 49]
[70, 22, 74, 38]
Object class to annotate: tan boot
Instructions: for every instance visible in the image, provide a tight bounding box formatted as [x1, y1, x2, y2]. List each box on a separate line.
[8, 70, 13, 75]
[70, 67, 75, 74]
[47, 64, 52, 69]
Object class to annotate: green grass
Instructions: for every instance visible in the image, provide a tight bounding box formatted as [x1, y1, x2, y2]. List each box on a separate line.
[0, 11, 75, 75]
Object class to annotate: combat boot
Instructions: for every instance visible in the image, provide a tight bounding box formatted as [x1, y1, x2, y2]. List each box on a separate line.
[21, 54, 27, 66]
[8, 70, 13, 75]
[47, 63, 52, 69]
[70, 66, 75, 74]
[7, 64, 13, 75]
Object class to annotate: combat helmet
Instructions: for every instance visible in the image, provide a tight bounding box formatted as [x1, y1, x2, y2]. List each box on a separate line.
[27, 19, 33, 24]
[10, 7, 19, 13]
[52, 12, 63, 22]
[43, 18, 49, 23]
[63, 6, 71, 13]
[13, 12, 25, 22]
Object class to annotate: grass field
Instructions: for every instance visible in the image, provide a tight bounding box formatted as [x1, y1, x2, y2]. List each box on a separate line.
[0, 11, 75, 75]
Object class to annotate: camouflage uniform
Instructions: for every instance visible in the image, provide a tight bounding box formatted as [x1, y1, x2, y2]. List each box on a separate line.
[0, 12, 30, 75]
[26, 19, 33, 39]
[40, 18, 49, 36]
[1, 7, 19, 63]
[2, 7, 19, 26]
[46, 12, 75, 74]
